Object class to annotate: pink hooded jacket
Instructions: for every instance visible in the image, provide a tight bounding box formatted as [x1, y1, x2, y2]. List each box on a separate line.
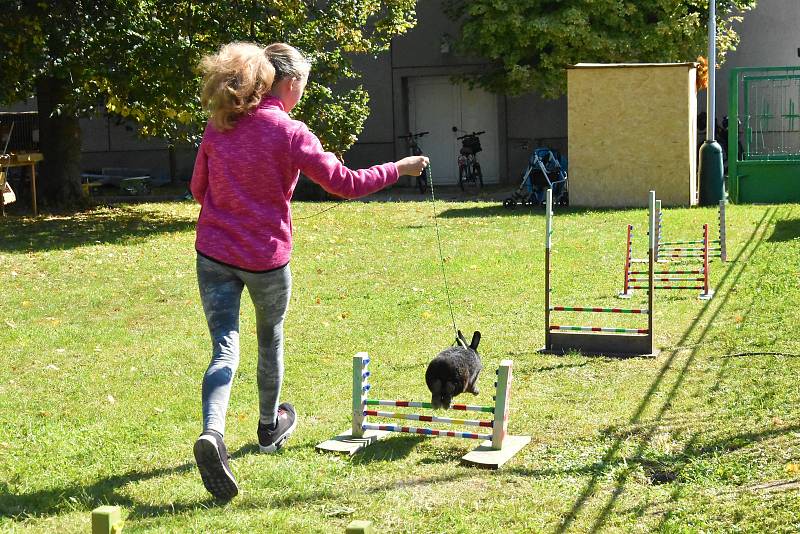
[191, 96, 399, 271]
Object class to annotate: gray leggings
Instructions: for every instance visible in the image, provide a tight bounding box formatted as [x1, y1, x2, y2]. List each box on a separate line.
[196, 254, 291, 436]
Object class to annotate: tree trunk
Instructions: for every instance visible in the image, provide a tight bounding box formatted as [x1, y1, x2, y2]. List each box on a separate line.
[36, 76, 83, 207]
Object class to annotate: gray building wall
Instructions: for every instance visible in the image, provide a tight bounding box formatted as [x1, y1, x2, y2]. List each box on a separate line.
[713, 0, 800, 123]
[343, 0, 569, 186]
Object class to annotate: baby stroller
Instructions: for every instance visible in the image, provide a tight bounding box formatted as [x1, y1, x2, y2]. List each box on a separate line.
[503, 147, 568, 208]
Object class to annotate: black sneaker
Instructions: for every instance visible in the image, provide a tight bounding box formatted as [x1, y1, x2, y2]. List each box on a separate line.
[193, 430, 239, 501]
[257, 402, 297, 453]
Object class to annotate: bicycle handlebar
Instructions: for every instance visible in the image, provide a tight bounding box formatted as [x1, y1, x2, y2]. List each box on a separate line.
[456, 130, 486, 140]
[398, 131, 430, 139]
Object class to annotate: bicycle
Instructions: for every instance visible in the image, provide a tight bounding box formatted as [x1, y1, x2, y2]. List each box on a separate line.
[398, 131, 429, 194]
[452, 128, 485, 192]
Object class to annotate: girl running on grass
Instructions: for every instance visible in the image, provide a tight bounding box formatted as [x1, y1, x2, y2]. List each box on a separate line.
[190, 41, 428, 501]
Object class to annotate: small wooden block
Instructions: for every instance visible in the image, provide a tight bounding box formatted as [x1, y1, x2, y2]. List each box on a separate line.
[346, 520, 374, 534]
[461, 435, 531, 470]
[92, 506, 122, 534]
[315, 429, 391, 456]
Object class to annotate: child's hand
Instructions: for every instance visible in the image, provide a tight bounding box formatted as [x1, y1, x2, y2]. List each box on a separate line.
[395, 155, 429, 177]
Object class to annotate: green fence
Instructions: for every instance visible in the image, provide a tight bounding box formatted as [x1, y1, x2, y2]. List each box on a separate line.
[728, 66, 800, 203]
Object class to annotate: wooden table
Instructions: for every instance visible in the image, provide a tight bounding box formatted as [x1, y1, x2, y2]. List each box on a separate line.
[0, 152, 42, 216]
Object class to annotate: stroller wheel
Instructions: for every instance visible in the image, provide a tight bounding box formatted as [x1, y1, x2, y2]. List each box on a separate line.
[503, 198, 517, 209]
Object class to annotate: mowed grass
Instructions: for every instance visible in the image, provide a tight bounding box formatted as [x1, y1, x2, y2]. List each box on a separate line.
[0, 198, 798, 533]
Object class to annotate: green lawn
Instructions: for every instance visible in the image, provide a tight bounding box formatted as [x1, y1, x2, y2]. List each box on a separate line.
[1, 199, 798, 533]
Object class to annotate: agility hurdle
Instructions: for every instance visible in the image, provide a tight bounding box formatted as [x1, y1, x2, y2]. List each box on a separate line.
[541, 189, 658, 357]
[316, 353, 530, 469]
[656, 199, 727, 263]
[620, 199, 714, 300]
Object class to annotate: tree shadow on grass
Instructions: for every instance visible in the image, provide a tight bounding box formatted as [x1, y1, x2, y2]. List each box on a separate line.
[0, 443, 281, 522]
[766, 215, 800, 242]
[0, 205, 195, 253]
[0, 461, 210, 521]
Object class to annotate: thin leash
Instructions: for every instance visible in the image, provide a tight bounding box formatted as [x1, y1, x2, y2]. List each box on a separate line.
[425, 162, 460, 342]
[295, 161, 461, 344]
[294, 200, 347, 220]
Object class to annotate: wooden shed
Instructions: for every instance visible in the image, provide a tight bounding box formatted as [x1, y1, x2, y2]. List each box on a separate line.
[567, 63, 698, 207]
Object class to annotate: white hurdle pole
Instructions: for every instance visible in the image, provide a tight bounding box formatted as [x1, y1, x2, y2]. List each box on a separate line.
[544, 188, 553, 349]
[491, 360, 513, 449]
[352, 353, 370, 438]
[655, 199, 662, 261]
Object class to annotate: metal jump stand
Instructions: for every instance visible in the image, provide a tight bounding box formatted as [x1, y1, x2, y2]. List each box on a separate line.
[541, 189, 658, 357]
[620, 198, 723, 301]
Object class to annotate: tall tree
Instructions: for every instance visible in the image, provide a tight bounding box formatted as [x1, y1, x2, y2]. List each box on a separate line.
[444, 0, 757, 97]
[0, 0, 417, 206]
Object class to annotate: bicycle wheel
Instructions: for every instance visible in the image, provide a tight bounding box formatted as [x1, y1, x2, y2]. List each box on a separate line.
[473, 162, 483, 188]
[458, 164, 468, 191]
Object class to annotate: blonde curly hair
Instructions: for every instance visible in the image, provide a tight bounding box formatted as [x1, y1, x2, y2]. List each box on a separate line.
[200, 42, 310, 131]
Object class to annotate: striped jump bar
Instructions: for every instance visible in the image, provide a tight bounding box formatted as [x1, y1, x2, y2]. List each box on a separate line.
[660, 248, 721, 253]
[629, 270, 701, 275]
[661, 240, 720, 245]
[660, 253, 706, 258]
[364, 399, 495, 413]
[550, 306, 648, 314]
[364, 409, 493, 428]
[362, 423, 490, 441]
[549, 325, 649, 334]
[629, 277, 705, 282]
[631, 285, 703, 290]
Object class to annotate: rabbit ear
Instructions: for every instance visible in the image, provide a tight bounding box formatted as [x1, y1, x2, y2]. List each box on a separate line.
[470, 331, 481, 350]
[456, 330, 468, 348]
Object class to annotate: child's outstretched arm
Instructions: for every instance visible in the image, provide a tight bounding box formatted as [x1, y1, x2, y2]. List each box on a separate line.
[291, 123, 427, 199]
[190, 141, 209, 205]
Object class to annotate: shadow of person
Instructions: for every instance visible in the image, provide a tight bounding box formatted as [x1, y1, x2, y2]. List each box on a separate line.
[0, 460, 218, 522]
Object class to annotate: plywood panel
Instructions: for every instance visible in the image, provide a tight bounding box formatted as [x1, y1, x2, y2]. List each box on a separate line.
[568, 63, 697, 207]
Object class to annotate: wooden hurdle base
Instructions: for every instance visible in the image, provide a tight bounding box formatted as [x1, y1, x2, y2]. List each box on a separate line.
[698, 289, 714, 301]
[461, 435, 531, 469]
[316, 430, 530, 470]
[540, 332, 659, 358]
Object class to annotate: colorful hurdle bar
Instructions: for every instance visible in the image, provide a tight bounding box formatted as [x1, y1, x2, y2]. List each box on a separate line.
[620, 201, 714, 300]
[656, 199, 727, 263]
[540, 189, 657, 357]
[316, 353, 530, 469]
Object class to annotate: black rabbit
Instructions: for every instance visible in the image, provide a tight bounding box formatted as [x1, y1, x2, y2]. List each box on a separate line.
[425, 330, 482, 409]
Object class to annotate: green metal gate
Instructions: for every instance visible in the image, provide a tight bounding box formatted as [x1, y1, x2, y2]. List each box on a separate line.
[728, 66, 800, 203]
